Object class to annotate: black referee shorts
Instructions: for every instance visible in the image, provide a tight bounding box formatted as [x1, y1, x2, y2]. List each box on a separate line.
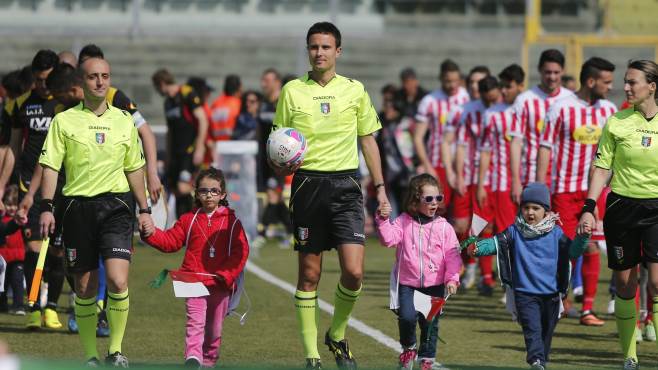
[62, 192, 135, 273]
[604, 192, 658, 270]
[289, 169, 366, 253]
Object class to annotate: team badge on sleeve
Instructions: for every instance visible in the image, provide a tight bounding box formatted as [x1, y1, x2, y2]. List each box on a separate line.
[642, 136, 652, 147]
[96, 132, 106, 144]
[320, 102, 330, 115]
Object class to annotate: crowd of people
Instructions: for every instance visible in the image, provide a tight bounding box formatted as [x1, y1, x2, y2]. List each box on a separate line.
[0, 20, 657, 370]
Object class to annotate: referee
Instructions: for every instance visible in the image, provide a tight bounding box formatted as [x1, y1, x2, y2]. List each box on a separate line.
[272, 22, 389, 370]
[38, 57, 152, 367]
[577, 60, 658, 370]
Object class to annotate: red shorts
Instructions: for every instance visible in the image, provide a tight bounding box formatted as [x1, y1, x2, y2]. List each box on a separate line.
[493, 191, 517, 233]
[552, 190, 588, 240]
[452, 185, 473, 219]
[434, 166, 452, 208]
[471, 185, 495, 224]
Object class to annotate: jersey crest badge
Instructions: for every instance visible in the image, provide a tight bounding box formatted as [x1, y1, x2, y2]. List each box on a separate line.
[642, 136, 652, 147]
[320, 102, 330, 115]
[96, 132, 106, 144]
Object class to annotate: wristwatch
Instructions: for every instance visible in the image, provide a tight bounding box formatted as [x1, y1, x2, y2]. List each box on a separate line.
[138, 207, 152, 214]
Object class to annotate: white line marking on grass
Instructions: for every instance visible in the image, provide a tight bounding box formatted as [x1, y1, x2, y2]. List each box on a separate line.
[246, 261, 401, 352]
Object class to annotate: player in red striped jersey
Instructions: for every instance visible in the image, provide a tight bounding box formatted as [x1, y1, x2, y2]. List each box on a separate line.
[478, 64, 526, 236]
[414, 59, 469, 210]
[510, 49, 573, 203]
[456, 75, 501, 294]
[537, 57, 617, 326]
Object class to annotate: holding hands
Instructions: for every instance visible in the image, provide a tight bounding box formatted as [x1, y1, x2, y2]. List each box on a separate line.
[446, 281, 458, 295]
[139, 214, 155, 238]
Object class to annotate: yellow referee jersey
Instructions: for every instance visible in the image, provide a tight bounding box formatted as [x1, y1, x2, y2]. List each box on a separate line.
[39, 102, 145, 197]
[273, 73, 381, 172]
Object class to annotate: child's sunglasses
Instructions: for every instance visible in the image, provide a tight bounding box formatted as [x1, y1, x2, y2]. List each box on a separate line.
[421, 195, 444, 203]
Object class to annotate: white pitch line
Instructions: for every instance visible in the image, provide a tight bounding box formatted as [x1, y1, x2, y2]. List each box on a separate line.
[246, 260, 401, 352]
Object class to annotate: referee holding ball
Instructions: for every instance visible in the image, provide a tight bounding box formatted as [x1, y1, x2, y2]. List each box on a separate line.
[39, 57, 152, 367]
[577, 60, 658, 370]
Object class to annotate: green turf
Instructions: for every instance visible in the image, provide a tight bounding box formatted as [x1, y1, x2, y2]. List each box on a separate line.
[2, 238, 656, 369]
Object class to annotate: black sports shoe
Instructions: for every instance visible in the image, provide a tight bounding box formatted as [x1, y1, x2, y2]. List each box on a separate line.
[85, 357, 101, 368]
[305, 358, 323, 369]
[105, 351, 129, 368]
[185, 357, 202, 369]
[324, 331, 357, 369]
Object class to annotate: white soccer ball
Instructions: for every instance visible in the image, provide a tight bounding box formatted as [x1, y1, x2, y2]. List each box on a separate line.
[267, 127, 307, 167]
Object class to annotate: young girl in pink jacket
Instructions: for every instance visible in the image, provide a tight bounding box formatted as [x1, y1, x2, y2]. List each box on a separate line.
[376, 174, 462, 370]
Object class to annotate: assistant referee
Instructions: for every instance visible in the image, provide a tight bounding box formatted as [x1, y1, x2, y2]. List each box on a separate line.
[272, 22, 389, 370]
[577, 60, 658, 370]
[38, 57, 152, 367]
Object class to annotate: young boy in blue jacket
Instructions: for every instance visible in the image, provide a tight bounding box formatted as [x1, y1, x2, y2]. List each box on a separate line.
[467, 183, 590, 370]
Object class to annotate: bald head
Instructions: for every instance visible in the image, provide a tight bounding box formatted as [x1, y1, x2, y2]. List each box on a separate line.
[81, 57, 110, 101]
[58, 51, 77, 68]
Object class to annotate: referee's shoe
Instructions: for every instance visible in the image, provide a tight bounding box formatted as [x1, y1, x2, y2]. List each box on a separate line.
[105, 351, 129, 368]
[325, 331, 356, 369]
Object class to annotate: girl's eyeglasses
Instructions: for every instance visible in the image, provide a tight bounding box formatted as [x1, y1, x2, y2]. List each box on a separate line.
[421, 195, 444, 203]
[197, 188, 222, 196]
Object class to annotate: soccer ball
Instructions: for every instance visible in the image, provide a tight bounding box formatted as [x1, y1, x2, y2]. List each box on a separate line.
[266, 128, 307, 167]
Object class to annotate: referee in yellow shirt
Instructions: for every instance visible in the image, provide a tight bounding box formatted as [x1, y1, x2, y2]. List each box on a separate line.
[578, 60, 658, 370]
[272, 22, 389, 370]
[38, 57, 152, 367]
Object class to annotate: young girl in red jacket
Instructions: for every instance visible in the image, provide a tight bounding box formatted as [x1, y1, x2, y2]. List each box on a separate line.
[140, 167, 249, 369]
[0, 186, 26, 315]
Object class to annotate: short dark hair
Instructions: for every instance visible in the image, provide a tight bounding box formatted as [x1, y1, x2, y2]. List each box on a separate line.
[439, 59, 460, 77]
[538, 49, 565, 69]
[224, 74, 241, 96]
[1, 70, 23, 97]
[478, 76, 499, 94]
[561, 75, 575, 84]
[628, 59, 658, 85]
[468, 66, 490, 83]
[262, 68, 281, 81]
[31, 50, 59, 73]
[152, 68, 175, 86]
[78, 44, 104, 64]
[400, 67, 417, 81]
[306, 22, 341, 48]
[579, 57, 615, 85]
[46, 63, 83, 93]
[18, 65, 34, 92]
[499, 64, 525, 84]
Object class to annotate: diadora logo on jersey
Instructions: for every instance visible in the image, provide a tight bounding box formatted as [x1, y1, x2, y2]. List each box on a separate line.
[642, 136, 652, 147]
[29, 116, 51, 131]
[573, 125, 602, 145]
[320, 102, 330, 115]
[312, 96, 335, 100]
[96, 132, 106, 144]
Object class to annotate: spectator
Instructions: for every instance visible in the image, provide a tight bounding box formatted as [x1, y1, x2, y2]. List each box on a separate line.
[393, 67, 427, 118]
[210, 75, 242, 141]
[232, 90, 262, 140]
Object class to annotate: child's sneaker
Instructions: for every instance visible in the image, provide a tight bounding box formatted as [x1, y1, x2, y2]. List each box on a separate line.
[635, 326, 643, 343]
[398, 347, 417, 370]
[184, 357, 201, 369]
[644, 321, 657, 342]
[530, 359, 545, 370]
[461, 263, 477, 289]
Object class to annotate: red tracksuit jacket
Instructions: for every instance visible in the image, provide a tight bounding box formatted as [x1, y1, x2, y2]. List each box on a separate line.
[143, 206, 249, 289]
[0, 215, 24, 264]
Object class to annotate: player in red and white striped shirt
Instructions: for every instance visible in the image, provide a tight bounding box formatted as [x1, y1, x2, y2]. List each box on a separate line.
[457, 75, 501, 293]
[510, 49, 573, 203]
[537, 57, 617, 326]
[478, 64, 526, 235]
[414, 59, 469, 208]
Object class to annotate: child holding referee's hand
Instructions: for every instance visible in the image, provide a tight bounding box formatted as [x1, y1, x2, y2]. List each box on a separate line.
[376, 174, 461, 370]
[466, 183, 590, 370]
[140, 168, 249, 369]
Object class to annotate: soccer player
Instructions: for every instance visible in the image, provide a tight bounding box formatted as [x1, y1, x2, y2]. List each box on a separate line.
[537, 57, 617, 326]
[209, 75, 242, 141]
[413, 59, 469, 209]
[456, 76, 501, 295]
[271, 22, 389, 370]
[478, 64, 526, 236]
[258, 68, 282, 191]
[577, 60, 658, 370]
[510, 49, 573, 203]
[151, 68, 209, 217]
[78, 44, 161, 203]
[39, 56, 152, 367]
[9, 50, 67, 330]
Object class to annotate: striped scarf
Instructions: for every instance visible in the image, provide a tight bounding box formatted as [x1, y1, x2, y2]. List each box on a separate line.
[515, 212, 560, 239]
